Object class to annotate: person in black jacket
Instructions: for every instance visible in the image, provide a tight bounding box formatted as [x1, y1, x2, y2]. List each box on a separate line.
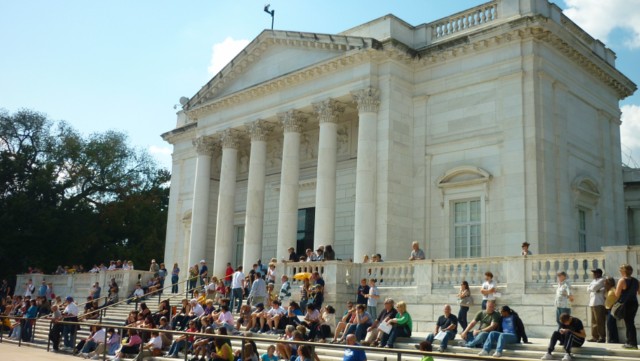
[478, 305, 528, 358]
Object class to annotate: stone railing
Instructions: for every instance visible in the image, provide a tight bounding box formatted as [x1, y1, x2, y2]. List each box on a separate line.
[431, 1, 498, 39]
[15, 270, 156, 302]
[526, 252, 606, 285]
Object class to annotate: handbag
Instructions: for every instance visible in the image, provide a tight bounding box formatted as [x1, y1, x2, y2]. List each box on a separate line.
[612, 302, 625, 320]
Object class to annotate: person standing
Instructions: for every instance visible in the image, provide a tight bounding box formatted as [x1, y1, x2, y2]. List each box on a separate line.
[61, 296, 79, 350]
[480, 272, 497, 310]
[249, 272, 267, 306]
[171, 263, 180, 294]
[603, 277, 619, 343]
[521, 242, 532, 256]
[188, 264, 199, 293]
[230, 266, 246, 313]
[356, 279, 369, 306]
[614, 264, 639, 349]
[555, 272, 574, 328]
[224, 262, 234, 287]
[149, 259, 160, 274]
[365, 279, 380, 318]
[48, 304, 63, 352]
[586, 268, 606, 343]
[457, 281, 472, 331]
[199, 260, 209, 288]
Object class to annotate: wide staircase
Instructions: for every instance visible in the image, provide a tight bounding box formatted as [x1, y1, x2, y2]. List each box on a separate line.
[3, 291, 638, 361]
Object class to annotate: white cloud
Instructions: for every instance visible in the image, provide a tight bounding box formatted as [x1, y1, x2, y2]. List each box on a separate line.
[207, 37, 250, 76]
[564, 0, 640, 48]
[621, 104, 640, 166]
[149, 145, 172, 170]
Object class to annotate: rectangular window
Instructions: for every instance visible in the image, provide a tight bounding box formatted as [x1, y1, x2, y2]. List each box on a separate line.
[453, 199, 481, 258]
[578, 209, 587, 252]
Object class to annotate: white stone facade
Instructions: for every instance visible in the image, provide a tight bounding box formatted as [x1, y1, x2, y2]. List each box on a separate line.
[162, 0, 636, 278]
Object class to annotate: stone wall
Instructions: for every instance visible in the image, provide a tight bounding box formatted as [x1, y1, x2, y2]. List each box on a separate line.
[15, 270, 156, 303]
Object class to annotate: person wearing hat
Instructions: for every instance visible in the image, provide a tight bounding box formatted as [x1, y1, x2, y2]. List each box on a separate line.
[199, 260, 208, 288]
[149, 259, 160, 274]
[521, 242, 532, 256]
[586, 268, 606, 343]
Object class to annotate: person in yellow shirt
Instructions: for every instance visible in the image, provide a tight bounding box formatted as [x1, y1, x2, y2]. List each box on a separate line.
[604, 277, 619, 343]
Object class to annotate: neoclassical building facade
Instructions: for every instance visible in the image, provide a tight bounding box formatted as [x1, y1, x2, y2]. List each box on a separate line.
[162, 0, 636, 277]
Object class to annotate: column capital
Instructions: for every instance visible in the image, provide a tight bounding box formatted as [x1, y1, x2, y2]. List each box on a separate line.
[246, 120, 273, 141]
[218, 129, 240, 149]
[278, 109, 307, 133]
[351, 87, 380, 113]
[313, 99, 345, 124]
[193, 136, 216, 156]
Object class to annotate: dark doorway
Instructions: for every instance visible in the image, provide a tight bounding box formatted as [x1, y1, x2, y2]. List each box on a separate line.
[296, 207, 315, 258]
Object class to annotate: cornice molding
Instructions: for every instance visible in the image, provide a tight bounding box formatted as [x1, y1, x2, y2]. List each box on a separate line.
[181, 17, 635, 122]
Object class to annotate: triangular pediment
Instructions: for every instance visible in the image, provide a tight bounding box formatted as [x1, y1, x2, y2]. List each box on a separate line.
[184, 30, 380, 111]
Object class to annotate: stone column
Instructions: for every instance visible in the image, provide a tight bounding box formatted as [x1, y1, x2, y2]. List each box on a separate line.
[188, 136, 215, 269]
[243, 121, 271, 271]
[313, 99, 344, 250]
[351, 87, 380, 260]
[276, 110, 307, 259]
[213, 129, 239, 277]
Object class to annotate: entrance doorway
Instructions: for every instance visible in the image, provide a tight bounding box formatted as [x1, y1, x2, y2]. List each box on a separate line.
[296, 207, 315, 259]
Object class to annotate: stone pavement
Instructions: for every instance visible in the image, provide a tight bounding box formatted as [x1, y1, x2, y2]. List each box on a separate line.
[0, 342, 76, 361]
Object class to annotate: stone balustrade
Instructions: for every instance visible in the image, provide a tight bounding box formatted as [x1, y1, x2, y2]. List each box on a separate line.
[280, 246, 640, 339]
[15, 269, 157, 302]
[431, 1, 498, 39]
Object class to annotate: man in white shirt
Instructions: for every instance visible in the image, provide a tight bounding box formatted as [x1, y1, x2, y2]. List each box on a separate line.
[24, 279, 35, 297]
[230, 266, 245, 313]
[262, 299, 287, 333]
[586, 268, 606, 343]
[79, 327, 106, 357]
[127, 284, 145, 304]
[132, 330, 162, 361]
[480, 272, 497, 310]
[62, 296, 79, 350]
[189, 299, 205, 318]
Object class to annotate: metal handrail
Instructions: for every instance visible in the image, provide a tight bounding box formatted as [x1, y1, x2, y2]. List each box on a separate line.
[0, 316, 530, 361]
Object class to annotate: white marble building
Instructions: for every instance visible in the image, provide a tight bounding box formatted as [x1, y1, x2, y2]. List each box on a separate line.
[162, 0, 636, 278]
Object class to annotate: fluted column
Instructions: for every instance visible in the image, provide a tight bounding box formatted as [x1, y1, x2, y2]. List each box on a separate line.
[276, 110, 307, 258]
[313, 99, 344, 250]
[351, 87, 380, 260]
[213, 129, 239, 277]
[189, 136, 215, 269]
[243, 121, 271, 271]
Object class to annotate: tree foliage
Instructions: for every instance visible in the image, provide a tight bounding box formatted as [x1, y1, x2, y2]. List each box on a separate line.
[0, 109, 169, 284]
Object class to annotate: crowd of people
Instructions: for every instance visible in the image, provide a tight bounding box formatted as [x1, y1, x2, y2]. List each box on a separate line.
[2, 244, 639, 361]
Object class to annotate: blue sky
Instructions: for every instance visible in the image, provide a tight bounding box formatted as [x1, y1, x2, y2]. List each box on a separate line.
[1, 0, 639, 170]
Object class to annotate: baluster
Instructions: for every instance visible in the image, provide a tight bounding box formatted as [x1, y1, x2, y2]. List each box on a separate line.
[401, 265, 408, 286]
[533, 259, 542, 283]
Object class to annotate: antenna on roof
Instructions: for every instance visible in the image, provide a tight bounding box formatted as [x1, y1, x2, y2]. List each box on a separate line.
[264, 4, 275, 30]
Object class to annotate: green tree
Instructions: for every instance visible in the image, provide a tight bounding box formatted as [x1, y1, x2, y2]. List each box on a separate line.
[0, 109, 169, 285]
